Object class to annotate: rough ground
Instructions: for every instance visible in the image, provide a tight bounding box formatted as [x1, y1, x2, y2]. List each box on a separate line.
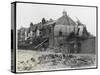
[16, 50, 96, 72]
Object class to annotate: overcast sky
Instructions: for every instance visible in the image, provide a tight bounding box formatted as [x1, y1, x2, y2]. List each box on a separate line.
[17, 3, 96, 36]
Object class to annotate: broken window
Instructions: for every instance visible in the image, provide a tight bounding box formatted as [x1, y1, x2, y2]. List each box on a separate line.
[59, 30, 62, 36]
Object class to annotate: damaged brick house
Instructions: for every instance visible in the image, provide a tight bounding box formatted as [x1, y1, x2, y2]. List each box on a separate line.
[18, 10, 96, 54]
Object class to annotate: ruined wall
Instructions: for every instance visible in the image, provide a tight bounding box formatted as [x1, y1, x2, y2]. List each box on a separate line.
[81, 37, 96, 54]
